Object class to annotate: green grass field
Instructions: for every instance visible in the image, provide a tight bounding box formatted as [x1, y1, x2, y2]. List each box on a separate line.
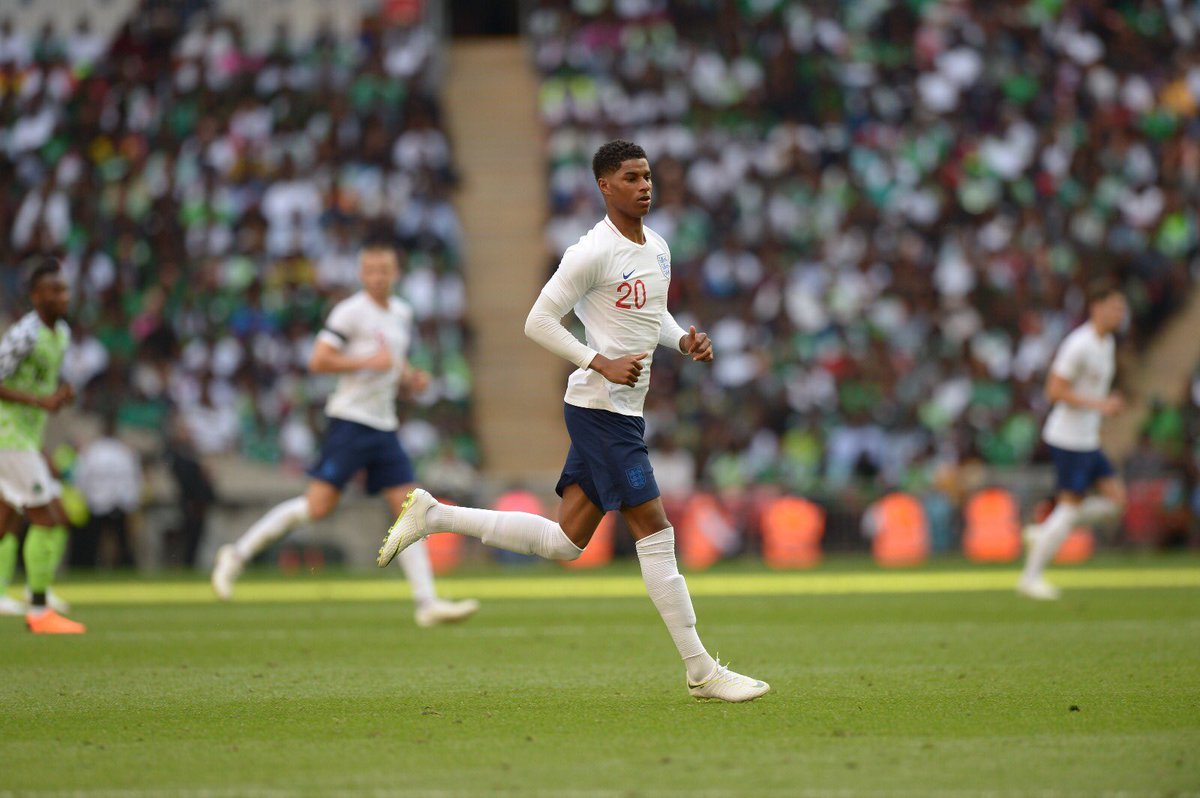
[2, 555, 1198, 797]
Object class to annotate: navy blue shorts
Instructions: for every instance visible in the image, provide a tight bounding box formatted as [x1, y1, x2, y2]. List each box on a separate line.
[1048, 444, 1115, 496]
[307, 418, 415, 495]
[555, 404, 660, 512]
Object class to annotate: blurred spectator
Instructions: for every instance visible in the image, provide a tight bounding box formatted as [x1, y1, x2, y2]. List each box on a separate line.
[529, 0, 1200, 518]
[0, 4, 479, 486]
[421, 441, 480, 504]
[648, 432, 696, 501]
[72, 415, 143, 568]
[162, 415, 217, 567]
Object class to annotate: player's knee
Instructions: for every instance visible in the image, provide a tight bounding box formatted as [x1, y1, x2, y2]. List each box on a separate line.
[549, 525, 584, 561]
[306, 496, 335, 521]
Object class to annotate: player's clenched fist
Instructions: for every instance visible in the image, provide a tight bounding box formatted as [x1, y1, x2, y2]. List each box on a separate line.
[590, 352, 648, 387]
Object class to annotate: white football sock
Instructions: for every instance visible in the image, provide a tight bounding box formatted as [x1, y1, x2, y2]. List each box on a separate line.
[395, 538, 437, 607]
[1021, 502, 1078, 584]
[425, 504, 582, 561]
[1075, 496, 1120, 526]
[234, 497, 311, 561]
[635, 527, 717, 683]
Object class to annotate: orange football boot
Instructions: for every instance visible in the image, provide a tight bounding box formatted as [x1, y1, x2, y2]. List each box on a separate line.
[26, 609, 86, 634]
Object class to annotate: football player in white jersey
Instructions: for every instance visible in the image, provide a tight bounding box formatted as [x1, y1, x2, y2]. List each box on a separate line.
[378, 140, 768, 701]
[211, 243, 479, 628]
[1018, 280, 1128, 600]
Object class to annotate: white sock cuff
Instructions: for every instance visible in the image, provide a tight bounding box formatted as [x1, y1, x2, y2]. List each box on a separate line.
[547, 525, 584, 561]
[289, 496, 312, 522]
[1076, 496, 1119, 526]
[635, 527, 675, 555]
[1046, 501, 1078, 524]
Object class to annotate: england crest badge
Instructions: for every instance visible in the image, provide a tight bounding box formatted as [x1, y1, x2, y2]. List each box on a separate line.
[657, 252, 670, 278]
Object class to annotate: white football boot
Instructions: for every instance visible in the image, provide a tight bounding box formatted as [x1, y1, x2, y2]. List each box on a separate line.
[1016, 578, 1061, 601]
[415, 597, 481, 628]
[211, 544, 244, 601]
[378, 489, 437, 567]
[687, 661, 771, 702]
[0, 594, 27, 615]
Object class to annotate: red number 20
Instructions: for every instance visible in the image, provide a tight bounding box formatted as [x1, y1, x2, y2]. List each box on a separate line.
[615, 279, 647, 309]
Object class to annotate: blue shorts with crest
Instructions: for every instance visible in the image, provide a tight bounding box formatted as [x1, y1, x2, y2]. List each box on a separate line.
[1048, 444, 1115, 496]
[307, 418, 415, 495]
[555, 404, 660, 512]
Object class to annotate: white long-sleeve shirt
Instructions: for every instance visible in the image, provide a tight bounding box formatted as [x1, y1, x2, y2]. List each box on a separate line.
[524, 217, 688, 417]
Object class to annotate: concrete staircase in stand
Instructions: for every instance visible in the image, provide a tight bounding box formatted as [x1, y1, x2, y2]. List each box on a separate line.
[1102, 285, 1200, 460]
[443, 38, 568, 487]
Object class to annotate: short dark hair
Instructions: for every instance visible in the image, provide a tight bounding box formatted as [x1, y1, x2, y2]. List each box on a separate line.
[361, 239, 395, 253]
[592, 140, 648, 180]
[1086, 277, 1121, 305]
[360, 230, 397, 257]
[27, 257, 61, 294]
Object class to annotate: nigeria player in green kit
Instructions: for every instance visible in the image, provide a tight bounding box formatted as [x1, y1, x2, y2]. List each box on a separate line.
[0, 260, 84, 633]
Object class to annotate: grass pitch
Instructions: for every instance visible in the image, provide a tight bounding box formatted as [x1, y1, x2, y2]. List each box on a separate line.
[1, 556, 1198, 798]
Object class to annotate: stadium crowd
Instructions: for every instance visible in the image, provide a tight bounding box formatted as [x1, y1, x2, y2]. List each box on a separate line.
[0, 3, 477, 483]
[529, 0, 1200, 542]
[1, 0, 1197, 565]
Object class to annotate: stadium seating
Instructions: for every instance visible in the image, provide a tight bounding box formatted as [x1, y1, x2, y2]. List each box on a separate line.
[0, 3, 479, 481]
[529, 0, 1200, 519]
[2, 1, 1196, 566]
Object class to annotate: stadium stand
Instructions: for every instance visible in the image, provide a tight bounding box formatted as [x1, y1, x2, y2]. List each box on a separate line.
[1, 0, 1197, 566]
[0, 1, 479, 480]
[528, 0, 1200, 547]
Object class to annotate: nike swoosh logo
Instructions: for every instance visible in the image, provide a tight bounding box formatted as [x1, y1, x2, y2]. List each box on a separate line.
[621, 269, 635, 280]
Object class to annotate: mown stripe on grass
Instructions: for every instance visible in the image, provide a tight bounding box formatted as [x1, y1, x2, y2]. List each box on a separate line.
[39, 567, 1200, 606]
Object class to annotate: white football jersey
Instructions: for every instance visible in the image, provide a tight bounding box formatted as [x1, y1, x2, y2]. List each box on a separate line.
[1042, 322, 1116, 451]
[315, 291, 412, 431]
[528, 217, 687, 417]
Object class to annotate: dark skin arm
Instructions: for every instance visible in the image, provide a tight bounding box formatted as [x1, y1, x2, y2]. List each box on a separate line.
[589, 352, 648, 387]
[0, 383, 73, 412]
[589, 326, 715, 387]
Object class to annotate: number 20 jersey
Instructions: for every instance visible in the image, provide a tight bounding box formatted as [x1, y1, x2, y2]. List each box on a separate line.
[538, 217, 677, 418]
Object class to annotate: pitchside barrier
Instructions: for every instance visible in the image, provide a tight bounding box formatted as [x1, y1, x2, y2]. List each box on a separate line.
[161, 486, 1135, 577]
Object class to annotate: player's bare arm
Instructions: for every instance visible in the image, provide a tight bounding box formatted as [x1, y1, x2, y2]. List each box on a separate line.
[0, 383, 72, 412]
[1045, 374, 1123, 416]
[308, 337, 392, 374]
